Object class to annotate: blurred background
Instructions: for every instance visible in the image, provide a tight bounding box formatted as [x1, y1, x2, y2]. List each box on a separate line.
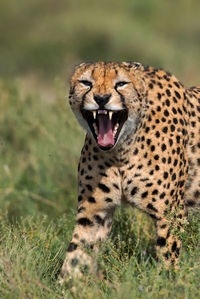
[0, 0, 200, 221]
[1, 0, 200, 83]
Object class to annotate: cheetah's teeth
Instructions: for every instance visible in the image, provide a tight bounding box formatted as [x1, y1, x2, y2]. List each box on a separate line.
[93, 123, 98, 135]
[109, 111, 113, 120]
[113, 123, 119, 136]
[93, 111, 96, 119]
[98, 110, 107, 115]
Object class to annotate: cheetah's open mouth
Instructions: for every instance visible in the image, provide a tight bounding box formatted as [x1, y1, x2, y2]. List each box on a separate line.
[81, 109, 128, 150]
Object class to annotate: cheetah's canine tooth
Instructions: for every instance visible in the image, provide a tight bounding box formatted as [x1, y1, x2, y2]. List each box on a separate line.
[109, 111, 113, 120]
[93, 111, 96, 119]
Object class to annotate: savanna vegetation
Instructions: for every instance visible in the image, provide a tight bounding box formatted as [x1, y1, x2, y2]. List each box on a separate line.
[0, 0, 200, 297]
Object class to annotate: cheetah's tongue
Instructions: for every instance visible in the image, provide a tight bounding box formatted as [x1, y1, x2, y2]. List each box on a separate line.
[97, 114, 114, 147]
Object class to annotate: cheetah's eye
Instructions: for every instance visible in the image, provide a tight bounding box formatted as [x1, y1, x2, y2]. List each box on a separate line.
[115, 81, 129, 89]
[79, 80, 93, 87]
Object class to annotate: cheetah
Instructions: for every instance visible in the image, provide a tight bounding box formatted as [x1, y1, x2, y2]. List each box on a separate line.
[60, 62, 200, 282]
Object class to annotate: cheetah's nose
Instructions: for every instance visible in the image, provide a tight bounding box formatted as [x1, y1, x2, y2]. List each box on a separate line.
[94, 94, 111, 108]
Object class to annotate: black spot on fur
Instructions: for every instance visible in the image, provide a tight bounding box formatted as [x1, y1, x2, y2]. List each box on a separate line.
[163, 172, 168, 179]
[98, 183, 110, 193]
[164, 251, 171, 260]
[78, 207, 85, 213]
[71, 258, 79, 267]
[186, 200, 195, 207]
[85, 175, 93, 180]
[175, 247, 180, 258]
[113, 183, 120, 189]
[194, 190, 200, 198]
[131, 187, 138, 196]
[78, 218, 93, 226]
[147, 203, 158, 212]
[172, 241, 177, 252]
[94, 215, 105, 226]
[67, 242, 78, 252]
[172, 173, 176, 181]
[152, 189, 158, 195]
[133, 148, 138, 155]
[78, 195, 83, 202]
[160, 224, 167, 229]
[88, 197, 96, 203]
[105, 197, 113, 202]
[160, 192, 166, 199]
[86, 184, 93, 191]
[141, 191, 148, 198]
[156, 237, 166, 247]
[175, 90, 181, 99]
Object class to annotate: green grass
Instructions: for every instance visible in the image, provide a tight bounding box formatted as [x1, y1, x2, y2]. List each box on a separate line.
[0, 78, 84, 219]
[0, 80, 200, 298]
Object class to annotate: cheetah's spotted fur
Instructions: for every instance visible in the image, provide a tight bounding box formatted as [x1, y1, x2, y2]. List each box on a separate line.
[60, 62, 200, 282]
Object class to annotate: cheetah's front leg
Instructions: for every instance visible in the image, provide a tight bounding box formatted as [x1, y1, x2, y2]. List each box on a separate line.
[60, 154, 122, 283]
[60, 203, 115, 283]
[156, 204, 186, 268]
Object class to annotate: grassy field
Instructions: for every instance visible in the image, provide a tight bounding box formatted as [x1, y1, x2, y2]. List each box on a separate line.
[0, 79, 200, 298]
[0, 0, 200, 297]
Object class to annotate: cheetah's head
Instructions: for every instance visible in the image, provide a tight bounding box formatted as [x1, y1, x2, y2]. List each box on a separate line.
[69, 62, 145, 151]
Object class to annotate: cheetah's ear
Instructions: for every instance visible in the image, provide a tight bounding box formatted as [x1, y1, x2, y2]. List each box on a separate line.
[74, 62, 93, 71]
[121, 62, 144, 71]
[71, 62, 93, 79]
[70, 62, 92, 86]
[72, 63, 86, 74]
[75, 62, 87, 69]
[121, 62, 146, 95]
